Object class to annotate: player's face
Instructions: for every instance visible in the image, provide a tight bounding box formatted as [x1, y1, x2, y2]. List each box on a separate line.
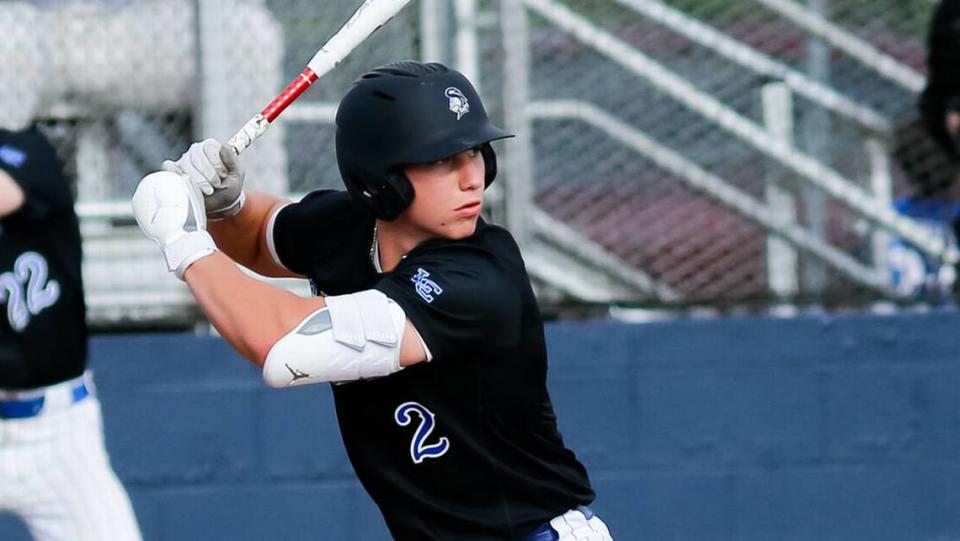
[402, 147, 485, 240]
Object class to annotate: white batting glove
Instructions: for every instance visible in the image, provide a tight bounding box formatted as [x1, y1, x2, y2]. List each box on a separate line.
[131, 170, 217, 280]
[163, 138, 246, 221]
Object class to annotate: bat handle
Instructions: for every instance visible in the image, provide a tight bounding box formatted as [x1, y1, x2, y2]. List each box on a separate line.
[226, 114, 270, 156]
[226, 68, 320, 156]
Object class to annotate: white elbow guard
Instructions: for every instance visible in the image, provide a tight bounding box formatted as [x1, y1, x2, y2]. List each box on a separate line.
[262, 290, 407, 387]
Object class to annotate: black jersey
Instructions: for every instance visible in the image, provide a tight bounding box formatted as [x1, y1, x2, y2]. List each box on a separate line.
[0, 127, 87, 389]
[273, 190, 595, 540]
[920, 0, 960, 154]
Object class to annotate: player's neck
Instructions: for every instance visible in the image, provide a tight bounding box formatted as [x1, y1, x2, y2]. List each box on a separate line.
[374, 220, 423, 272]
[375, 219, 433, 272]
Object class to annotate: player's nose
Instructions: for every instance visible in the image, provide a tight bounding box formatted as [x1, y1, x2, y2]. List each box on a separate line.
[454, 153, 484, 191]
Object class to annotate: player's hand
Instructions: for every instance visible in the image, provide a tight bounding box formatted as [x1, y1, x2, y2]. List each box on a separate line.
[163, 138, 246, 220]
[131, 170, 217, 279]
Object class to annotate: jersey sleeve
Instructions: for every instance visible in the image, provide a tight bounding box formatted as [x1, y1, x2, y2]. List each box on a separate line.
[373, 243, 524, 361]
[271, 190, 371, 275]
[0, 128, 72, 223]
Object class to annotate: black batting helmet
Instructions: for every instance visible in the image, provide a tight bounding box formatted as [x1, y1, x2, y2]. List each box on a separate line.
[335, 61, 513, 220]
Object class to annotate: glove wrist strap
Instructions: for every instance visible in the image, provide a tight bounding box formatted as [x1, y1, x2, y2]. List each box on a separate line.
[163, 230, 217, 279]
[207, 191, 246, 221]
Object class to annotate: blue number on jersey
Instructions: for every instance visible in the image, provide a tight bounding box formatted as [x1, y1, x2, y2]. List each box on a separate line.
[0, 252, 60, 331]
[394, 401, 450, 464]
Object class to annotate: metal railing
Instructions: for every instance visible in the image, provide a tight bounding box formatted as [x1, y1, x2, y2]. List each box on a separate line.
[35, 0, 944, 324]
[756, 0, 926, 93]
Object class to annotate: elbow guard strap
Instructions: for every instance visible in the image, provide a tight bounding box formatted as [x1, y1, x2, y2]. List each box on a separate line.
[262, 290, 407, 387]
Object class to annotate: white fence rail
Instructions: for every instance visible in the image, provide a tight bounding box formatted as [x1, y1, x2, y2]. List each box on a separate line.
[40, 0, 947, 324]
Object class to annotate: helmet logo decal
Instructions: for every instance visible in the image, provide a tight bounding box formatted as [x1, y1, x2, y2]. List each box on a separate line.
[445, 87, 470, 120]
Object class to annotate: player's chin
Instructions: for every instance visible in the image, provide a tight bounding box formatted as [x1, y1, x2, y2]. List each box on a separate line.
[444, 217, 479, 240]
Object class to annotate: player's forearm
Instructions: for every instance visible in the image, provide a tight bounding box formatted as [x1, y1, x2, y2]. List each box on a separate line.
[208, 191, 288, 275]
[183, 251, 326, 366]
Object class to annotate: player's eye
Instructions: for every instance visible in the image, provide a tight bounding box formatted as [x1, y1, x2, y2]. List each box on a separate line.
[465, 147, 481, 158]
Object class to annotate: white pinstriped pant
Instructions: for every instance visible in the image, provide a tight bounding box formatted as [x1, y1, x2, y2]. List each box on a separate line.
[545, 507, 614, 540]
[0, 380, 141, 541]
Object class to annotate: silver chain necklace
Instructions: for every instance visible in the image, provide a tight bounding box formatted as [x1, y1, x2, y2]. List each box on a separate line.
[369, 222, 380, 268]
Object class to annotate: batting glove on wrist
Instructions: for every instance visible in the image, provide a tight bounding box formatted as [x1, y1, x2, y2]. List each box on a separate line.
[163, 138, 246, 221]
[131, 170, 217, 279]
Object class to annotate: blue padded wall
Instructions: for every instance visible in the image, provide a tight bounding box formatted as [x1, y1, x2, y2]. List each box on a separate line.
[2, 310, 960, 540]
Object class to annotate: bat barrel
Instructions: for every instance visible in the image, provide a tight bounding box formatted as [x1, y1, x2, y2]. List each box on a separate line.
[228, 0, 415, 155]
[306, 0, 415, 77]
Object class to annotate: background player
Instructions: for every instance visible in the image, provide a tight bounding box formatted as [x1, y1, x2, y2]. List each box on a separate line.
[131, 61, 613, 540]
[919, 0, 960, 161]
[0, 125, 141, 540]
[889, 0, 960, 298]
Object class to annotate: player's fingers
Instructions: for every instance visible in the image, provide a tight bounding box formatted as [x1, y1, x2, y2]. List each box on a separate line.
[161, 159, 182, 175]
[187, 141, 220, 184]
[218, 143, 241, 175]
[201, 139, 230, 184]
[163, 159, 213, 195]
[169, 157, 214, 196]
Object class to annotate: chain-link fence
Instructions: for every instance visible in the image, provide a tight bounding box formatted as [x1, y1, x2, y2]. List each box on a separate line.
[0, 0, 949, 325]
[490, 0, 942, 310]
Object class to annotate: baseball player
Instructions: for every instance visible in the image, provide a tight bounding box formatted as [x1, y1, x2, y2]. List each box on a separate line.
[132, 61, 613, 540]
[0, 125, 142, 541]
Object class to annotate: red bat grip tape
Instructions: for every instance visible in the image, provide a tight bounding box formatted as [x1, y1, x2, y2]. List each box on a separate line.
[261, 68, 319, 122]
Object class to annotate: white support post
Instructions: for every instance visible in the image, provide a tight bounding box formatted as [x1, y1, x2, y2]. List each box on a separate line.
[197, 0, 231, 146]
[196, 0, 287, 194]
[454, 0, 480, 92]
[501, 0, 534, 247]
[800, 0, 830, 295]
[421, 0, 448, 63]
[866, 137, 892, 280]
[75, 121, 112, 204]
[762, 82, 799, 298]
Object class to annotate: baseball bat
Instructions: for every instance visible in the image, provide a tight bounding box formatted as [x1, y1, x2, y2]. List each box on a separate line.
[226, 0, 415, 155]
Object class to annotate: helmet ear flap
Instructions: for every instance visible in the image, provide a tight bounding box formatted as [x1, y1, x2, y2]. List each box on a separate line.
[352, 147, 495, 220]
[372, 170, 415, 221]
[481, 143, 498, 187]
[342, 168, 414, 221]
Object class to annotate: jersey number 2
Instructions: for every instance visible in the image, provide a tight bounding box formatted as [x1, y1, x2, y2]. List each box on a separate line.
[394, 402, 450, 464]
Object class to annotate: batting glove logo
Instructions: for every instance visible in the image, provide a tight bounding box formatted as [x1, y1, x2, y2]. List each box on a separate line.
[411, 268, 443, 303]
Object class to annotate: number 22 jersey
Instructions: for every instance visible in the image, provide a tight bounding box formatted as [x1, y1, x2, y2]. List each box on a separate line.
[0, 127, 86, 389]
[272, 190, 595, 540]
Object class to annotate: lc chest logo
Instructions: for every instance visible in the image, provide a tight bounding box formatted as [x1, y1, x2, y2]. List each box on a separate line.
[411, 268, 443, 303]
[0, 252, 60, 332]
